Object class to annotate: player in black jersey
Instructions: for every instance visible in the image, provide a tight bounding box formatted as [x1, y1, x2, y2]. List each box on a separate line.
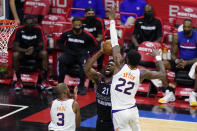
[82, 7, 105, 43]
[81, 7, 106, 89]
[57, 17, 98, 95]
[84, 47, 115, 131]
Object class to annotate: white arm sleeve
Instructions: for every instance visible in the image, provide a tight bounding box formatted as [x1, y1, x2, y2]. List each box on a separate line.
[110, 20, 119, 47]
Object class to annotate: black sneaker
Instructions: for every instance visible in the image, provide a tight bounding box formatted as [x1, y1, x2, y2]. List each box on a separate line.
[14, 81, 23, 91]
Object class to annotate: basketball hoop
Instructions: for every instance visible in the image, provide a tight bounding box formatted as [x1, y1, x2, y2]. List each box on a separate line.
[0, 20, 17, 79]
[0, 20, 18, 54]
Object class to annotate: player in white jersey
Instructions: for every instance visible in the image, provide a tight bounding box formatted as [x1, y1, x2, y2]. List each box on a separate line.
[48, 83, 81, 131]
[108, 8, 168, 131]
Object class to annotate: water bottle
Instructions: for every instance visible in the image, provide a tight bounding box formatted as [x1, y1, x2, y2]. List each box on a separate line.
[167, 49, 171, 60]
[48, 35, 54, 48]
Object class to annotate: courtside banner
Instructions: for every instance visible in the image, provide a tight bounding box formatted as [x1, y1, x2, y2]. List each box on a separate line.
[41, 15, 67, 36]
[24, 0, 50, 15]
[103, 0, 122, 12]
[50, 0, 73, 16]
[147, 0, 197, 26]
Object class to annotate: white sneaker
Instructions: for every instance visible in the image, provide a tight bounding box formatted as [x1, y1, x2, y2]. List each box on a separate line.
[158, 90, 176, 103]
[189, 91, 197, 106]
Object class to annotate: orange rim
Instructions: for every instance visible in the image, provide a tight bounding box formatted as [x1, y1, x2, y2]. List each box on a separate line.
[0, 20, 18, 28]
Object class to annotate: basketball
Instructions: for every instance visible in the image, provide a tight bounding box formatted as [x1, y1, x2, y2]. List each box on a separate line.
[102, 40, 112, 55]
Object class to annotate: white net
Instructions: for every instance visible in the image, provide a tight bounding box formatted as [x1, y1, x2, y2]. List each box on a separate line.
[0, 20, 18, 55]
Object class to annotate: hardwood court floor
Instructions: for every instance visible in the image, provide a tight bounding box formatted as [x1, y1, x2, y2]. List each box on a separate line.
[0, 85, 196, 131]
[140, 117, 197, 131]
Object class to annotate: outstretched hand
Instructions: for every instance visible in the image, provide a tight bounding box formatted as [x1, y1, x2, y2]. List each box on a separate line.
[149, 47, 161, 58]
[107, 8, 116, 20]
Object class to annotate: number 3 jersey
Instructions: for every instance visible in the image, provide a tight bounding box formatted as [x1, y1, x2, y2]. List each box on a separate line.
[48, 99, 76, 131]
[111, 64, 140, 110]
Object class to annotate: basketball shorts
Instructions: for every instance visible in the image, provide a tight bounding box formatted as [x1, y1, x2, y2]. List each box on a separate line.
[112, 106, 140, 131]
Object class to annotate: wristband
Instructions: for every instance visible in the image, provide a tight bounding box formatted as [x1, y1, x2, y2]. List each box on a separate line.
[155, 56, 162, 61]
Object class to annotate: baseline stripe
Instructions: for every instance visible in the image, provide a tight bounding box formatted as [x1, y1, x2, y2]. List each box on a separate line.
[0, 103, 28, 120]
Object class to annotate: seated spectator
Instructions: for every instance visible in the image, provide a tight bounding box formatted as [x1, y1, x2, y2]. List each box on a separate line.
[82, 7, 104, 43]
[158, 18, 197, 106]
[57, 17, 98, 95]
[81, 7, 105, 71]
[12, 16, 51, 91]
[9, 0, 24, 24]
[71, 0, 105, 18]
[131, 4, 162, 50]
[120, 0, 147, 25]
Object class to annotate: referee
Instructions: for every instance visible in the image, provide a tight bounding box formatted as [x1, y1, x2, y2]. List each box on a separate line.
[84, 47, 115, 131]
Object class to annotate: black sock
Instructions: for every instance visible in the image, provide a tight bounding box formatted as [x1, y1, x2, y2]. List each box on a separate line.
[43, 70, 48, 81]
[15, 71, 21, 82]
[167, 86, 175, 93]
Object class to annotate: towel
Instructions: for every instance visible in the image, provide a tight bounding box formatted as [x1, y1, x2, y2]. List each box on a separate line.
[188, 62, 197, 79]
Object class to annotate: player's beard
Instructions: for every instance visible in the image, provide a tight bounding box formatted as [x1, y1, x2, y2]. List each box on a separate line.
[105, 71, 113, 78]
[144, 13, 153, 20]
[73, 27, 82, 34]
[184, 30, 192, 36]
[24, 25, 34, 33]
[86, 16, 95, 26]
[87, 16, 95, 21]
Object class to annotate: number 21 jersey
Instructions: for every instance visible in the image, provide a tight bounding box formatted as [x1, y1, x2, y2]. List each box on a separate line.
[48, 99, 76, 131]
[111, 64, 140, 110]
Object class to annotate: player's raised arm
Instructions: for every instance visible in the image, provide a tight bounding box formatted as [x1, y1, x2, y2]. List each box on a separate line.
[140, 48, 168, 87]
[84, 48, 104, 82]
[108, 8, 124, 71]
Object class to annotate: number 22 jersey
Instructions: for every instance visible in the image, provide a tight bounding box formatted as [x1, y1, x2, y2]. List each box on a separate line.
[111, 64, 140, 110]
[48, 99, 76, 131]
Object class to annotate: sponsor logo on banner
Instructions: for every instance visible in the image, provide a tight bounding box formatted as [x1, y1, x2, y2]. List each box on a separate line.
[51, 0, 67, 15]
[138, 47, 152, 52]
[0, 59, 8, 63]
[167, 71, 175, 77]
[22, 77, 33, 81]
[26, 0, 46, 8]
[0, 52, 8, 58]
[49, 16, 58, 21]
[184, 8, 193, 13]
[104, 0, 120, 11]
[145, 42, 154, 48]
[169, 5, 197, 20]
